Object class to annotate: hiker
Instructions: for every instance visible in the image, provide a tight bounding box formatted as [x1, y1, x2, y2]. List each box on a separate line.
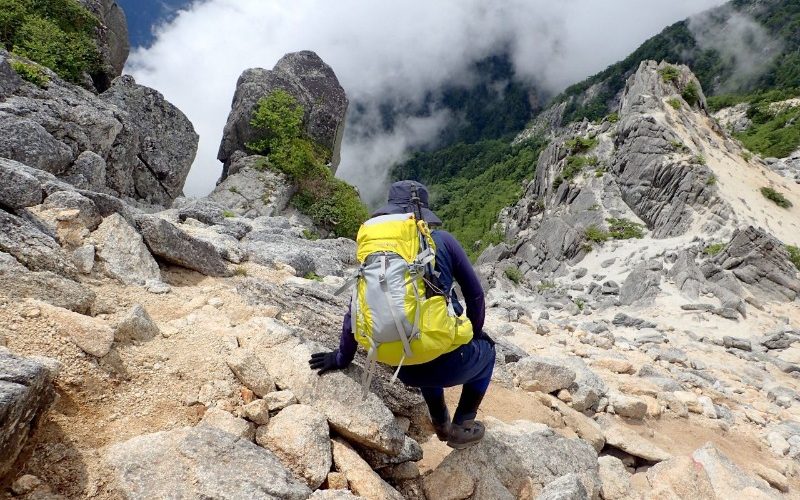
[309, 180, 496, 449]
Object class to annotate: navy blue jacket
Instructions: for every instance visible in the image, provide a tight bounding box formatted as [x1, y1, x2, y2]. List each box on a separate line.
[335, 230, 486, 367]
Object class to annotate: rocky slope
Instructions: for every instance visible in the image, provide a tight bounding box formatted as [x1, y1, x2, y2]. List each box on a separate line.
[2, 3, 800, 500]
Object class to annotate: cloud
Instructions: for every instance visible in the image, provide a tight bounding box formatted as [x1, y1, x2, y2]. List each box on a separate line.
[688, 7, 783, 93]
[127, 0, 725, 202]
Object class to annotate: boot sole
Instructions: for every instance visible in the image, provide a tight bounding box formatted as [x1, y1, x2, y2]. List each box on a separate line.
[446, 437, 483, 450]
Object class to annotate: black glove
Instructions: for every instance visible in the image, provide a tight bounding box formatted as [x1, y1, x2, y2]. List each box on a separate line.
[309, 351, 341, 375]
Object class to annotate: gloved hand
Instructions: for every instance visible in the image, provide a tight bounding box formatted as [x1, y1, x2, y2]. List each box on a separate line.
[309, 351, 342, 375]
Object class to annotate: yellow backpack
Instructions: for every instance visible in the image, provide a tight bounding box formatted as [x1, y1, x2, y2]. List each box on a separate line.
[338, 213, 473, 395]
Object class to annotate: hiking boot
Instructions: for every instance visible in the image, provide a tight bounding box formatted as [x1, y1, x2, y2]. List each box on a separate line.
[432, 420, 452, 442]
[446, 419, 485, 450]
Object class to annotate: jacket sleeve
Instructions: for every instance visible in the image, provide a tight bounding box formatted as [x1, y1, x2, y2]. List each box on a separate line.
[335, 307, 358, 367]
[441, 232, 485, 335]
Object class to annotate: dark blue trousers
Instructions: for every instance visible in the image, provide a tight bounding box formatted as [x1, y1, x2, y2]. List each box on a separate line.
[397, 338, 495, 424]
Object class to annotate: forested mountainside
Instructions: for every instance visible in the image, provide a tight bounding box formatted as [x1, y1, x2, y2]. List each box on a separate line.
[394, 0, 800, 257]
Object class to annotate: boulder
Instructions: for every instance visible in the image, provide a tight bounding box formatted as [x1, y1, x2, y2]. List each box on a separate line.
[535, 394, 605, 452]
[76, 0, 129, 86]
[0, 158, 43, 209]
[237, 317, 405, 455]
[0, 53, 23, 97]
[199, 408, 255, 441]
[244, 233, 356, 278]
[510, 355, 577, 394]
[645, 456, 716, 499]
[242, 399, 270, 425]
[597, 456, 632, 500]
[136, 215, 231, 277]
[0, 351, 57, 481]
[620, 262, 662, 306]
[256, 404, 331, 489]
[707, 226, 800, 301]
[60, 151, 107, 191]
[0, 257, 95, 314]
[226, 348, 276, 397]
[42, 190, 102, 231]
[91, 213, 161, 285]
[0, 209, 77, 278]
[209, 156, 293, 218]
[115, 304, 159, 342]
[331, 438, 404, 500]
[423, 418, 600, 499]
[105, 426, 311, 499]
[358, 435, 423, 470]
[41, 303, 114, 357]
[0, 114, 74, 175]
[607, 391, 648, 420]
[100, 76, 198, 204]
[691, 442, 778, 499]
[218, 51, 348, 177]
[266, 390, 298, 412]
[536, 473, 588, 500]
[597, 415, 671, 463]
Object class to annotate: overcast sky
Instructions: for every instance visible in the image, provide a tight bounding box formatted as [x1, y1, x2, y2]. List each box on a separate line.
[126, 0, 725, 201]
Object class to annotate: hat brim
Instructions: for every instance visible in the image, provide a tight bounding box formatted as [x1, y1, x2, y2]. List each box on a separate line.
[372, 203, 442, 226]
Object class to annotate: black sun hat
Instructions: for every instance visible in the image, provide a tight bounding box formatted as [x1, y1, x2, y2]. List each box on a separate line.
[372, 180, 442, 226]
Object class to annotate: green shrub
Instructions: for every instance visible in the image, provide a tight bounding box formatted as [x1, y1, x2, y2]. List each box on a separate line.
[574, 298, 585, 311]
[233, 266, 248, 277]
[504, 267, 523, 285]
[228, 186, 240, 194]
[658, 65, 680, 84]
[564, 136, 598, 154]
[537, 280, 556, 292]
[703, 243, 725, 256]
[736, 105, 800, 159]
[670, 140, 687, 152]
[594, 167, 607, 177]
[304, 271, 322, 282]
[10, 59, 48, 87]
[788, 245, 800, 271]
[761, 187, 793, 208]
[584, 225, 610, 243]
[1, 0, 100, 83]
[693, 154, 707, 165]
[682, 82, 701, 107]
[222, 209, 235, 218]
[554, 155, 598, 189]
[706, 175, 717, 186]
[604, 112, 619, 123]
[247, 91, 368, 238]
[742, 151, 753, 162]
[606, 217, 646, 239]
[302, 229, 320, 240]
[667, 98, 682, 110]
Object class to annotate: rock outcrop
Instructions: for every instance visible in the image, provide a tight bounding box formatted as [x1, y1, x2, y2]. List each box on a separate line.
[0, 51, 198, 205]
[106, 426, 311, 499]
[0, 351, 57, 482]
[217, 51, 348, 178]
[77, 0, 130, 88]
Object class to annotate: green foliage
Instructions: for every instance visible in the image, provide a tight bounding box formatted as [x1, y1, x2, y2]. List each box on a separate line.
[606, 217, 646, 239]
[787, 245, 800, 271]
[564, 136, 598, 154]
[552, 1, 800, 123]
[0, 0, 100, 83]
[392, 137, 547, 260]
[703, 243, 725, 256]
[584, 225, 610, 243]
[233, 266, 248, 277]
[681, 82, 701, 107]
[504, 267, 523, 285]
[10, 59, 48, 87]
[670, 140, 688, 152]
[667, 98, 682, 110]
[594, 167, 607, 177]
[574, 298, 585, 311]
[659, 65, 680, 83]
[302, 229, 320, 241]
[228, 186, 240, 194]
[693, 154, 707, 165]
[742, 151, 753, 162]
[604, 112, 620, 123]
[222, 210, 235, 218]
[537, 280, 556, 292]
[735, 103, 800, 158]
[304, 271, 323, 282]
[761, 187, 793, 208]
[554, 155, 598, 189]
[248, 91, 368, 238]
[706, 174, 717, 186]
